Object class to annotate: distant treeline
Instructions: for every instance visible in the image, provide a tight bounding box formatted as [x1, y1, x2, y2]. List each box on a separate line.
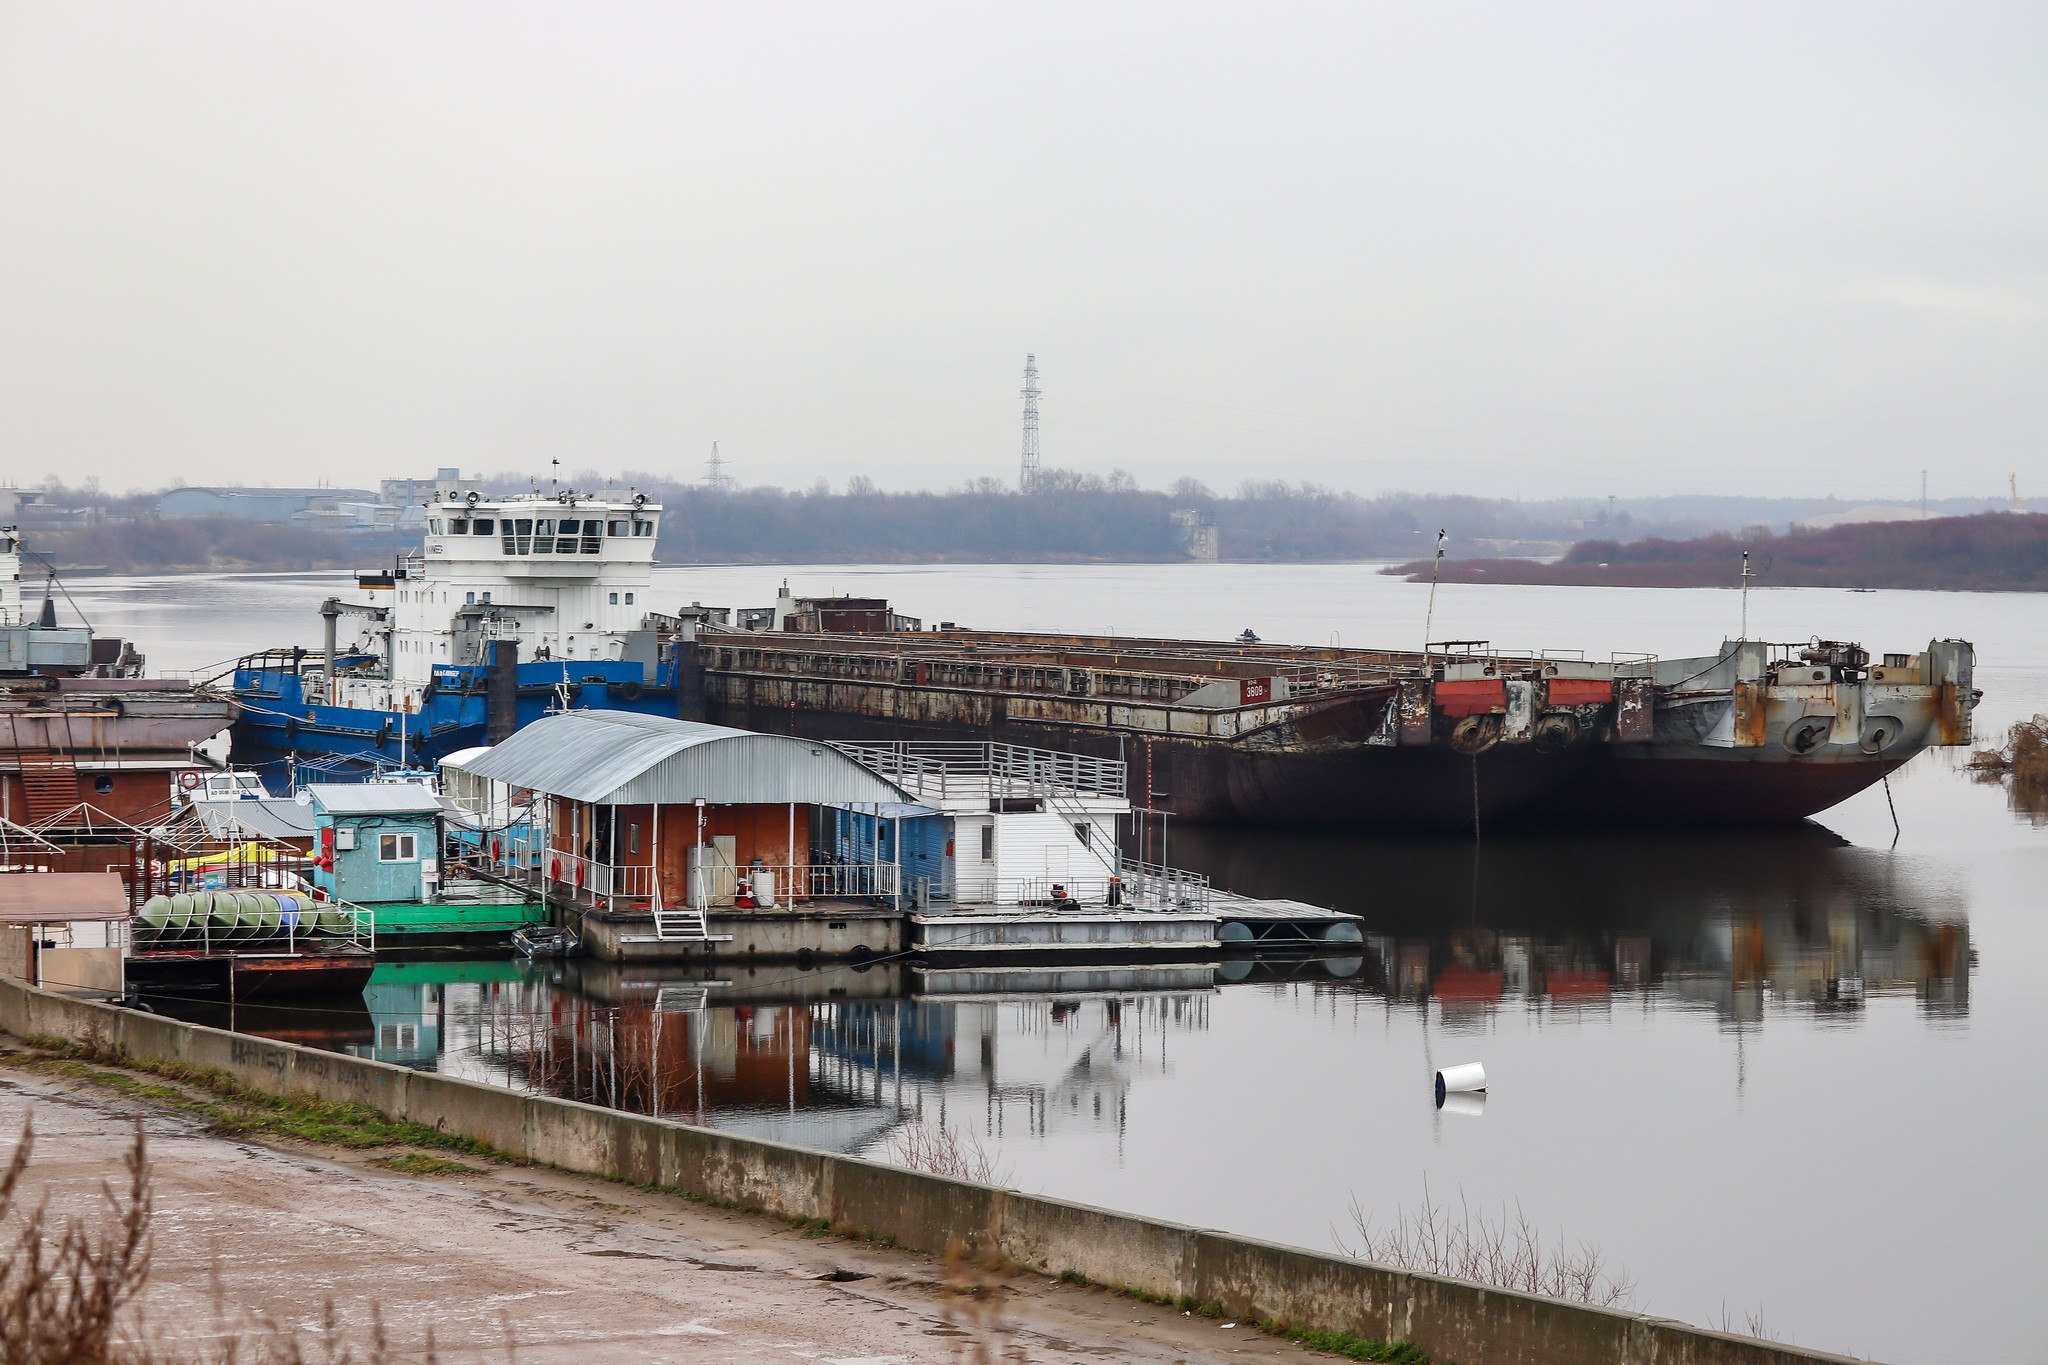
[1386, 513, 2048, 591]
[29, 518, 355, 575]
[523, 471, 1623, 563]
[8, 467, 2015, 573]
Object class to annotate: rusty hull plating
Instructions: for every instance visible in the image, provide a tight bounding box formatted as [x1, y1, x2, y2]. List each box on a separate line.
[687, 622, 1977, 832]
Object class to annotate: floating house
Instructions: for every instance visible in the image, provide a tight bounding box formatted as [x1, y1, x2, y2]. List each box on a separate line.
[306, 783, 534, 942]
[442, 711, 930, 958]
[442, 713, 1359, 962]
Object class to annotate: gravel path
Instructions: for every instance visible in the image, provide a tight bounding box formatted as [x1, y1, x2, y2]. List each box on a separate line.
[0, 1058, 1303, 1363]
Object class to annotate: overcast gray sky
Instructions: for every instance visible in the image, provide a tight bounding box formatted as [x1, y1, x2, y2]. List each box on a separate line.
[2, 2, 2043, 500]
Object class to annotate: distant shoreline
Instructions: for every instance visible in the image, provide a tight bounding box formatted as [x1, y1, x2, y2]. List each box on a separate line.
[1384, 512, 2048, 593]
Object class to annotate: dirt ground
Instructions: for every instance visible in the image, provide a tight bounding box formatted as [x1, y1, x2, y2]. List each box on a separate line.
[0, 1057, 1315, 1363]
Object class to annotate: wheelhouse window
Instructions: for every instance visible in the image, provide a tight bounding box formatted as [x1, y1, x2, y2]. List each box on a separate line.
[378, 833, 418, 862]
[428, 519, 444, 534]
[608, 520, 629, 537]
[557, 518, 582, 553]
[472, 519, 494, 535]
[634, 521, 655, 537]
[533, 517, 555, 554]
[450, 518, 469, 534]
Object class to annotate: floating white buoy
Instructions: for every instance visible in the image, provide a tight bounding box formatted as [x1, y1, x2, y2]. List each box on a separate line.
[1438, 1090, 1486, 1118]
[1435, 1062, 1487, 1103]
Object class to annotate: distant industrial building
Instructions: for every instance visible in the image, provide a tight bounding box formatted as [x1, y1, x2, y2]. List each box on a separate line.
[379, 468, 464, 508]
[1170, 507, 1220, 561]
[157, 486, 377, 523]
[0, 488, 90, 531]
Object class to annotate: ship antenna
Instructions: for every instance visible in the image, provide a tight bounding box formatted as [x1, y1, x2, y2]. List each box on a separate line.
[551, 458, 560, 499]
[1739, 550, 1753, 640]
[1422, 529, 1447, 656]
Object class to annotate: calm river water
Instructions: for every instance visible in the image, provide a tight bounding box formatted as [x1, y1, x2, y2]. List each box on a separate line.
[75, 562, 2048, 1364]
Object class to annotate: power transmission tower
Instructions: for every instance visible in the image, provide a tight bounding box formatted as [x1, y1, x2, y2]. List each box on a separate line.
[1019, 354, 1041, 491]
[703, 441, 735, 492]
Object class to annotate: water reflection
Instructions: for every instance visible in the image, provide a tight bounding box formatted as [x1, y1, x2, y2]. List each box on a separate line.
[1972, 767, 2048, 827]
[1173, 822, 1972, 1026]
[154, 826, 1975, 1158]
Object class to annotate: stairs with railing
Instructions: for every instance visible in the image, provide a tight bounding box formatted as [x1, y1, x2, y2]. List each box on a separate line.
[652, 899, 710, 941]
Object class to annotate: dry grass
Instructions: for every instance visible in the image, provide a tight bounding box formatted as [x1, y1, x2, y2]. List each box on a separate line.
[0, 1112, 502, 1364]
[885, 1120, 1006, 1186]
[1339, 1180, 1637, 1310]
[1710, 1299, 1784, 1343]
[1, 1113, 152, 1365]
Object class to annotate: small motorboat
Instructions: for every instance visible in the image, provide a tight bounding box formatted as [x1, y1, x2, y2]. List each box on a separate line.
[512, 922, 580, 959]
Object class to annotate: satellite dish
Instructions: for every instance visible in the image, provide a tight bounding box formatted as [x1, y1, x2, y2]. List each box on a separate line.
[295, 791, 313, 807]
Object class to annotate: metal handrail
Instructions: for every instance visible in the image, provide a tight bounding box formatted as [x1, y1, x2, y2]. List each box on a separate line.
[833, 740, 1128, 799]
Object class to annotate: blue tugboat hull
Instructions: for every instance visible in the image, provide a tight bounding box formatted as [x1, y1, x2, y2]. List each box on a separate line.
[231, 659, 678, 773]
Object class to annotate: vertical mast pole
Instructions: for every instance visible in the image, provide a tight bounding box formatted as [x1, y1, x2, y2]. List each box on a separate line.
[1740, 550, 1752, 640]
[1422, 530, 1447, 654]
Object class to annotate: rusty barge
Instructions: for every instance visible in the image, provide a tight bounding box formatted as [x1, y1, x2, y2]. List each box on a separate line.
[664, 593, 1977, 832]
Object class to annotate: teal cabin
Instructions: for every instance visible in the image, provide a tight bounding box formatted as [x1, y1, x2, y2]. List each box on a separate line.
[307, 784, 532, 941]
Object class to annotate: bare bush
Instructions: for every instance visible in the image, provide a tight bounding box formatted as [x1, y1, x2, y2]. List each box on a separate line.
[1968, 715, 2048, 785]
[0, 1111, 486, 1364]
[1, 1114, 153, 1365]
[1711, 1299, 1784, 1343]
[886, 1121, 1006, 1186]
[1339, 1179, 1636, 1309]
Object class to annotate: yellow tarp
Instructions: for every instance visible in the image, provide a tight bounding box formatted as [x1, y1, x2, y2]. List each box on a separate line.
[167, 846, 293, 874]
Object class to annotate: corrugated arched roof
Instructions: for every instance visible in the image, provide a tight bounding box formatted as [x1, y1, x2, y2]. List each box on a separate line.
[442, 711, 914, 807]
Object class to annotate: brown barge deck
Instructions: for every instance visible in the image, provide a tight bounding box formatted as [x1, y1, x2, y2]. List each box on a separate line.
[673, 605, 1975, 832]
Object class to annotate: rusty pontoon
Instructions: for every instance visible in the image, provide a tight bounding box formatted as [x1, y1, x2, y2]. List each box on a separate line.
[667, 594, 1976, 832]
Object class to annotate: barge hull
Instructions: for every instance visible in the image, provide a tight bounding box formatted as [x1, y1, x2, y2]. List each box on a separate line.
[708, 695, 1596, 831]
[1541, 748, 1913, 826]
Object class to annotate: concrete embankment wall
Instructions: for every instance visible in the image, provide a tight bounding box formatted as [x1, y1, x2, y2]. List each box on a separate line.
[0, 977, 1867, 1365]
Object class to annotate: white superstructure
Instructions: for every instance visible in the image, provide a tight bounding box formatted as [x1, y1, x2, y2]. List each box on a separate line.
[328, 488, 662, 710]
[1, 528, 23, 627]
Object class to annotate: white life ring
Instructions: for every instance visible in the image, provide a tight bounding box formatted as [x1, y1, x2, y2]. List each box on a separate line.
[178, 770, 203, 791]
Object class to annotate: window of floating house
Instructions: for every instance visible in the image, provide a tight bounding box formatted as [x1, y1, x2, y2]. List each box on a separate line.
[378, 833, 418, 862]
[980, 824, 994, 861]
[1074, 823, 1091, 846]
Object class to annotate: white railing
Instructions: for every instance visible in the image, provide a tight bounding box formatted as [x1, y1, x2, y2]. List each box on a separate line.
[949, 860, 1212, 913]
[833, 740, 1127, 801]
[541, 850, 658, 901]
[1116, 858, 1212, 912]
[797, 861, 900, 900]
[501, 849, 902, 910]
